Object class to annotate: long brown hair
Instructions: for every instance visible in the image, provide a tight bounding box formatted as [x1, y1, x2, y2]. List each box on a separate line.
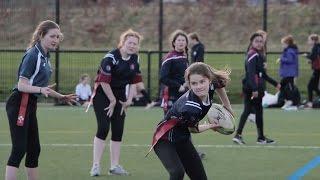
[169, 29, 188, 54]
[27, 20, 62, 49]
[246, 33, 263, 52]
[185, 62, 231, 87]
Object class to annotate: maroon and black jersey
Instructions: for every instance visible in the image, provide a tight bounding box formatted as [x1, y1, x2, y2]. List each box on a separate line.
[156, 81, 223, 143]
[242, 48, 277, 93]
[306, 43, 320, 70]
[95, 48, 142, 90]
[160, 50, 188, 100]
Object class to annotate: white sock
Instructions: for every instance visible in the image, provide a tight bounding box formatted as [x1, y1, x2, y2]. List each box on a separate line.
[110, 140, 121, 168]
[26, 167, 38, 180]
[92, 136, 106, 167]
[5, 165, 18, 180]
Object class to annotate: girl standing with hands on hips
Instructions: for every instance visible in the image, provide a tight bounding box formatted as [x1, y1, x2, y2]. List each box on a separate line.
[89, 29, 143, 176]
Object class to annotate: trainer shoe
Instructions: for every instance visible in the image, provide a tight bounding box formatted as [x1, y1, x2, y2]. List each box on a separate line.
[108, 165, 129, 176]
[283, 106, 298, 111]
[304, 102, 313, 109]
[232, 134, 246, 145]
[257, 137, 275, 144]
[145, 101, 157, 109]
[90, 164, 100, 176]
[281, 100, 293, 109]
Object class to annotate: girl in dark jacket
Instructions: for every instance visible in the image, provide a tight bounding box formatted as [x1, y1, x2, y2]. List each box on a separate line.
[160, 30, 189, 114]
[233, 33, 280, 145]
[304, 34, 320, 108]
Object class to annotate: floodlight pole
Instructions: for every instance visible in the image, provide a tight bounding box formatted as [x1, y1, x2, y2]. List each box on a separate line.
[158, 0, 163, 97]
[263, 0, 267, 32]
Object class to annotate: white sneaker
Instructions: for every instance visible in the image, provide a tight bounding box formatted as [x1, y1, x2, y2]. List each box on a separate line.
[90, 165, 100, 176]
[281, 100, 293, 109]
[108, 165, 129, 176]
[283, 106, 298, 111]
[304, 102, 313, 109]
[145, 101, 157, 109]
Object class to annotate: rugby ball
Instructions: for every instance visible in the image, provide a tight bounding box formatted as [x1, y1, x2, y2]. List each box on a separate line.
[207, 104, 235, 135]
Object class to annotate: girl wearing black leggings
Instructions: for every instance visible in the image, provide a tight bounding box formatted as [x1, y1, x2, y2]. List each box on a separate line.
[148, 62, 233, 180]
[5, 20, 76, 180]
[89, 29, 143, 176]
[304, 34, 320, 108]
[232, 33, 280, 145]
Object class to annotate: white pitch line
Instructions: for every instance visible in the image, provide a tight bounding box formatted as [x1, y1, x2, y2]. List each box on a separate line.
[0, 144, 319, 149]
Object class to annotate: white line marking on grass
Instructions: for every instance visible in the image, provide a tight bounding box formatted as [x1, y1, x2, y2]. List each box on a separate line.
[0, 144, 320, 149]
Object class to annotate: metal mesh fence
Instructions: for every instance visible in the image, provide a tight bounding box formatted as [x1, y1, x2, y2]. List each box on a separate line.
[0, 0, 319, 102]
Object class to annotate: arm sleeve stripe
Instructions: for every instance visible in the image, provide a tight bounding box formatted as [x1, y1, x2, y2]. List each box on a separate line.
[186, 100, 201, 106]
[161, 56, 187, 66]
[185, 103, 202, 110]
[28, 52, 42, 85]
[247, 53, 258, 62]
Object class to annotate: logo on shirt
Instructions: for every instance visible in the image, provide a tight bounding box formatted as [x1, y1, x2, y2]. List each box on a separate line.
[106, 65, 111, 71]
[130, 64, 135, 70]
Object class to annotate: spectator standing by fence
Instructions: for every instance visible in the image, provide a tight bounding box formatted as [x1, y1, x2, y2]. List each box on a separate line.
[273, 35, 300, 109]
[303, 34, 320, 108]
[188, 32, 205, 63]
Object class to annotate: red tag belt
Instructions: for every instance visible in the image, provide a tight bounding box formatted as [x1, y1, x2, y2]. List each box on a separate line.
[16, 92, 29, 126]
[146, 118, 179, 156]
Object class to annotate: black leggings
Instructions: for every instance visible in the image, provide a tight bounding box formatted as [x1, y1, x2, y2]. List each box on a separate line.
[93, 87, 126, 141]
[6, 91, 40, 168]
[236, 90, 265, 139]
[154, 140, 207, 180]
[269, 77, 295, 107]
[308, 70, 320, 102]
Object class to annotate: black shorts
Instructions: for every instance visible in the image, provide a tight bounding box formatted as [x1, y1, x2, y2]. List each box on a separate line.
[93, 86, 127, 141]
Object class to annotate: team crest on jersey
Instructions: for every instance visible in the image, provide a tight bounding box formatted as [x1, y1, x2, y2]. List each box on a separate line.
[106, 65, 111, 71]
[130, 64, 135, 70]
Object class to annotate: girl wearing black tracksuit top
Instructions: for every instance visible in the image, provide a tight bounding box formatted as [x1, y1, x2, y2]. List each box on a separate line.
[233, 33, 280, 145]
[149, 62, 233, 180]
[160, 30, 189, 114]
[305, 34, 320, 107]
[89, 29, 142, 176]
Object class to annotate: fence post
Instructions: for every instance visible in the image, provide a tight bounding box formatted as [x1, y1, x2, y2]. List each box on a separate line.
[263, 0, 267, 32]
[147, 51, 151, 97]
[158, 0, 163, 97]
